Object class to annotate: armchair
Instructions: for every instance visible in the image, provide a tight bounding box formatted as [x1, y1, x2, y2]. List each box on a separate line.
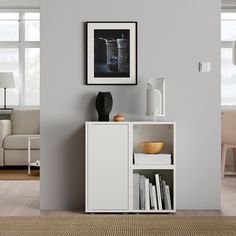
[0, 109, 40, 166]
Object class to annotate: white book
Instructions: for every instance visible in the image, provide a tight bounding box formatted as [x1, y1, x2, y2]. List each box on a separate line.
[134, 154, 172, 165]
[149, 183, 154, 210]
[135, 163, 171, 165]
[135, 157, 171, 161]
[139, 175, 145, 210]
[152, 185, 158, 210]
[133, 173, 140, 210]
[155, 174, 162, 210]
[135, 160, 171, 165]
[134, 157, 171, 162]
[134, 153, 171, 159]
[166, 185, 172, 210]
[145, 178, 150, 210]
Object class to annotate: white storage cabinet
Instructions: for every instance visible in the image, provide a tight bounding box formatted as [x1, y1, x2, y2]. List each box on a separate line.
[86, 122, 176, 213]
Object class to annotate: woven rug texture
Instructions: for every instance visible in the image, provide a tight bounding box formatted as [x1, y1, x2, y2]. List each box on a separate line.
[0, 215, 235, 236]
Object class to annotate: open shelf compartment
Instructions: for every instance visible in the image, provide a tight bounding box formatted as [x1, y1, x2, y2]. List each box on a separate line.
[132, 169, 175, 213]
[132, 123, 175, 165]
[130, 122, 176, 213]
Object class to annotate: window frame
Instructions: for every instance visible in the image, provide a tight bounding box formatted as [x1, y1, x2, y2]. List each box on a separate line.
[221, 8, 236, 47]
[0, 8, 40, 108]
[221, 8, 236, 110]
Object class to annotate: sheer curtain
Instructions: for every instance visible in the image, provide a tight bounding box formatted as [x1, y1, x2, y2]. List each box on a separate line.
[0, 10, 40, 107]
[221, 12, 236, 106]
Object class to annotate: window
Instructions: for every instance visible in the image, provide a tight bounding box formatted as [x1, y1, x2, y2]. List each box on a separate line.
[221, 11, 236, 106]
[0, 10, 40, 107]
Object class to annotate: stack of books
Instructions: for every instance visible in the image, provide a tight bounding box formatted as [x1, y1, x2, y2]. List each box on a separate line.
[134, 153, 172, 165]
[133, 173, 172, 211]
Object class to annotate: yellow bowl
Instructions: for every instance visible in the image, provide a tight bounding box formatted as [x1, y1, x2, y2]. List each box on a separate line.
[139, 141, 164, 154]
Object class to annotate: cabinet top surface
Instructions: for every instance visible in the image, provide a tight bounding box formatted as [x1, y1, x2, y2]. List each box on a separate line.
[86, 121, 176, 125]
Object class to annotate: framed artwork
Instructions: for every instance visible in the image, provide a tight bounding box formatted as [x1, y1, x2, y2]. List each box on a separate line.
[86, 21, 137, 85]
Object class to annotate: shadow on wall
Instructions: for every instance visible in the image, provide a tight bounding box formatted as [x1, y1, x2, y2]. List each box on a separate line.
[41, 122, 85, 210]
[82, 92, 97, 121]
[61, 125, 85, 209]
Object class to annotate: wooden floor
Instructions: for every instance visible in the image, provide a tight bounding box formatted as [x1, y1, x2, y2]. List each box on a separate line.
[0, 169, 40, 180]
[221, 175, 236, 216]
[0, 176, 235, 216]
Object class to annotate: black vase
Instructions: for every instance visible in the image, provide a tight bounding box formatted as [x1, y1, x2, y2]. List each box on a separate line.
[96, 92, 113, 121]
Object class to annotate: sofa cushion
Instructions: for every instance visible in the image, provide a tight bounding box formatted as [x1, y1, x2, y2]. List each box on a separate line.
[11, 109, 40, 135]
[4, 150, 39, 166]
[3, 135, 40, 150]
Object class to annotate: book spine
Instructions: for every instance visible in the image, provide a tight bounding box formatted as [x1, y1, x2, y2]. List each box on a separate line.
[135, 160, 171, 165]
[155, 174, 162, 210]
[134, 158, 171, 161]
[152, 185, 158, 210]
[159, 175, 164, 202]
[166, 185, 172, 210]
[162, 180, 168, 210]
[139, 175, 145, 210]
[134, 154, 171, 158]
[133, 173, 140, 210]
[145, 178, 150, 210]
[149, 183, 155, 210]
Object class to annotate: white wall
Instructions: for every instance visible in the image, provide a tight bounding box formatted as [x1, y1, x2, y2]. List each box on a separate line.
[40, 0, 221, 210]
[0, 0, 39, 8]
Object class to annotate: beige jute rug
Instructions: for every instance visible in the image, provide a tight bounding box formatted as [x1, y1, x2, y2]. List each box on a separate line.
[0, 215, 235, 236]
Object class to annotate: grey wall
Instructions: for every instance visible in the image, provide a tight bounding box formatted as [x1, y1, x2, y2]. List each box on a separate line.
[40, 0, 221, 210]
[0, 0, 39, 8]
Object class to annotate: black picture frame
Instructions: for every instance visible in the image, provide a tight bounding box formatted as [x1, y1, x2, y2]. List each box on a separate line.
[86, 21, 137, 85]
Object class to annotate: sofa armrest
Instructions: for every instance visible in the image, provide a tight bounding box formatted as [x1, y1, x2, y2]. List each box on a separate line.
[0, 120, 11, 147]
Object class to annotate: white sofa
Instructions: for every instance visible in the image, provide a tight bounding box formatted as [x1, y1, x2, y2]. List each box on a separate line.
[0, 109, 40, 166]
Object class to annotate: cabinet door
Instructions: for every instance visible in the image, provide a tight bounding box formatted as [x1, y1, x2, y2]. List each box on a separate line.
[86, 124, 129, 211]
